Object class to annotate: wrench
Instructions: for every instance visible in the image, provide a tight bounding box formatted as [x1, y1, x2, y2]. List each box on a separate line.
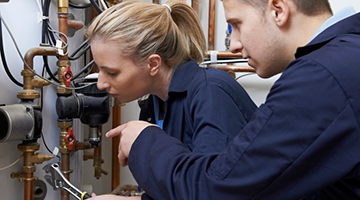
[43, 163, 91, 200]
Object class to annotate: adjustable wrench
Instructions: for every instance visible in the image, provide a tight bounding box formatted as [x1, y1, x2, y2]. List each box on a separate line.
[43, 163, 91, 200]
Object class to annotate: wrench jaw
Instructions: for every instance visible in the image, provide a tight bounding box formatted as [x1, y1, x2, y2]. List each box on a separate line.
[44, 174, 57, 190]
[43, 163, 84, 200]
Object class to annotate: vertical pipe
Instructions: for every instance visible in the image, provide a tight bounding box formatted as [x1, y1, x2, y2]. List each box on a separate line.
[192, 0, 199, 15]
[93, 128, 102, 179]
[58, 14, 69, 60]
[24, 172, 34, 200]
[208, 0, 216, 50]
[61, 153, 70, 200]
[152, 0, 159, 4]
[111, 104, 121, 190]
[57, 1, 71, 200]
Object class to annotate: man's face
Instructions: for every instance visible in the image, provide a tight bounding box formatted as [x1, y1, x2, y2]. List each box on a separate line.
[223, 0, 289, 78]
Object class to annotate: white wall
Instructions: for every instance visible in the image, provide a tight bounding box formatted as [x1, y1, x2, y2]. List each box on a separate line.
[1, 0, 360, 199]
[0, 1, 85, 199]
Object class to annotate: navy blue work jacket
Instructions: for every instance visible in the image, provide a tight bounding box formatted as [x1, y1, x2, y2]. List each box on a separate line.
[139, 60, 257, 153]
[129, 13, 360, 200]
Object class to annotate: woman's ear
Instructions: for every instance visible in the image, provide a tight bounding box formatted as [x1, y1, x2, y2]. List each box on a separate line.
[148, 54, 161, 76]
[270, 0, 290, 27]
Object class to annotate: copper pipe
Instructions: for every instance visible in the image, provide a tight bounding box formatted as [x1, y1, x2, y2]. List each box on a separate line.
[24, 47, 58, 70]
[152, 0, 159, 4]
[205, 51, 243, 59]
[111, 104, 121, 190]
[18, 143, 53, 200]
[192, 0, 199, 15]
[74, 141, 93, 150]
[58, 14, 69, 60]
[61, 153, 70, 200]
[58, 121, 72, 200]
[17, 47, 58, 100]
[94, 133, 102, 179]
[209, 65, 256, 73]
[208, 0, 216, 50]
[24, 173, 34, 200]
[58, 2, 71, 199]
[68, 19, 84, 31]
[24, 172, 34, 200]
[83, 151, 105, 163]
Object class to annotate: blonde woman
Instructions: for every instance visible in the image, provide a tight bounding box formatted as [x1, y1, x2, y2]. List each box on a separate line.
[87, 0, 257, 199]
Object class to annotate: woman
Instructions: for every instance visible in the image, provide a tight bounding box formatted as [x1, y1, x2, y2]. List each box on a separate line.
[87, 0, 257, 199]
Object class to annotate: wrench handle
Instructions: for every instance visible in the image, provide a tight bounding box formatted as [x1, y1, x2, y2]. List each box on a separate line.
[81, 192, 91, 199]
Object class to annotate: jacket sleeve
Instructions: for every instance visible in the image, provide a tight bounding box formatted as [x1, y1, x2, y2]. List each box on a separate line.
[129, 59, 360, 200]
[187, 82, 256, 153]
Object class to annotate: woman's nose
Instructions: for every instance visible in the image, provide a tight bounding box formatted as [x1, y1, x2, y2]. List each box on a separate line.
[97, 72, 109, 91]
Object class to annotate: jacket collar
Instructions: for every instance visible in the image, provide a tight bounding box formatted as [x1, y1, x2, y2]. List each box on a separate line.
[168, 60, 199, 94]
[295, 12, 360, 59]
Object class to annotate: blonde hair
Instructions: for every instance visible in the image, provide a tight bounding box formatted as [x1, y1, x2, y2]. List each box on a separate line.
[87, 0, 206, 67]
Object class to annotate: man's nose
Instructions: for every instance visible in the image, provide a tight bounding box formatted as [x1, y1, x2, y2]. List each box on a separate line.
[229, 39, 243, 54]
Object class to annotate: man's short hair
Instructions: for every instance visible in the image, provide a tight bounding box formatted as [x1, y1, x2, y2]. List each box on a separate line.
[238, 0, 333, 16]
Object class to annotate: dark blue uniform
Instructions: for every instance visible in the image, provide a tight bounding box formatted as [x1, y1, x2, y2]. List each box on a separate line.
[138, 60, 257, 200]
[129, 12, 360, 200]
[139, 60, 257, 154]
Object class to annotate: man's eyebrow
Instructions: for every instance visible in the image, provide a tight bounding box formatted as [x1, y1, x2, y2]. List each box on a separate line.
[226, 18, 235, 24]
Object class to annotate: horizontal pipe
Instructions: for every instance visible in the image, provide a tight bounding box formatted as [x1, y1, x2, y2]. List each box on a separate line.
[205, 51, 243, 59]
[24, 47, 58, 70]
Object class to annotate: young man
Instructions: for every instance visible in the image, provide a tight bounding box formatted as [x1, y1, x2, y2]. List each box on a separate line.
[99, 0, 360, 199]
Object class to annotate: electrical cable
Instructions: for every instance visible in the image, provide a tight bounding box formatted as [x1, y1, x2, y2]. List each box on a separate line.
[41, 132, 61, 161]
[0, 13, 96, 90]
[72, 60, 95, 80]
[43, 56, 60, 82]
[235, 72, 256, 80]
[41, 0, 60, 83]
[69, 43, 90, 60]
[69, 2, 92, 9]
[90, 0, 103, 13]
[100, 0, 109, 10]
[70, 38, 89, 57]
[0, 18, 23, 87]
[0, 155, 23, 171]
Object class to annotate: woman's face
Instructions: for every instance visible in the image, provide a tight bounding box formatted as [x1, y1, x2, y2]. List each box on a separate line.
[91, 39, 152, 103]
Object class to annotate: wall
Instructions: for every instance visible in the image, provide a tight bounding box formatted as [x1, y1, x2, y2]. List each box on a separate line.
[0, 1, 86, 199]
[0, 0, 360, 199]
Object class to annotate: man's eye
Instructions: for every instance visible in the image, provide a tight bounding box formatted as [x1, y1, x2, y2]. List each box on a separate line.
[107, 72, 117, 77]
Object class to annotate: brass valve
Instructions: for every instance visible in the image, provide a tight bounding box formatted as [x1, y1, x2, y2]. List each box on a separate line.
[31, 78, 51, 88]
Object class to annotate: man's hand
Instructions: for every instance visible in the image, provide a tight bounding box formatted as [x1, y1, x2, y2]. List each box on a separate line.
[106, 120, 157, 167]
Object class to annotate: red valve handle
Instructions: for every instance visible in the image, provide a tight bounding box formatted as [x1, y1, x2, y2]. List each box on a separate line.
[62, 65, 73, 87]
[64, 128, 75, 150]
